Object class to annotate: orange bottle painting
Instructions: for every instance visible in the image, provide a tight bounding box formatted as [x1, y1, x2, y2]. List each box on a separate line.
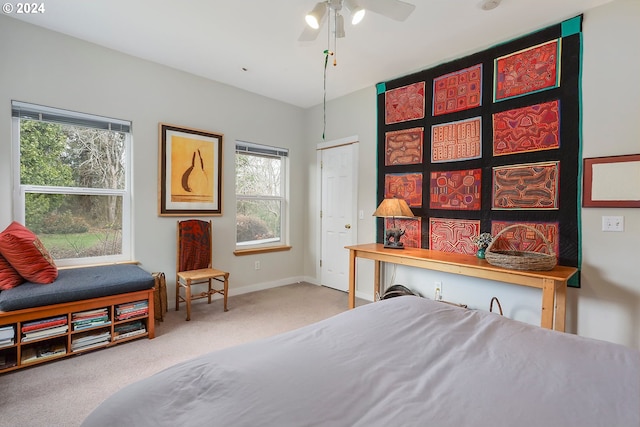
[170, 136, 214, 203]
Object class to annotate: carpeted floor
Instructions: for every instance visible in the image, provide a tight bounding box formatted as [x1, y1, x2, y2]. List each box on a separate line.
[0, 282, 367, 427]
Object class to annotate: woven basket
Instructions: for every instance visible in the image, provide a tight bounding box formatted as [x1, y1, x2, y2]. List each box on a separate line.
[484, 224, 557, 271]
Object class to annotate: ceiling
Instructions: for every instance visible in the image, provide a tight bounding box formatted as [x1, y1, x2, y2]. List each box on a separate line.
[7, 0, 612, 108]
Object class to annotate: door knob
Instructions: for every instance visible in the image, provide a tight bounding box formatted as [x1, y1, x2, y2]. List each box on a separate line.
[345, 224, 351, 229]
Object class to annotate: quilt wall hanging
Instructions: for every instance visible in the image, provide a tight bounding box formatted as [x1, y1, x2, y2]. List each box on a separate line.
[376, 16, 582, 286]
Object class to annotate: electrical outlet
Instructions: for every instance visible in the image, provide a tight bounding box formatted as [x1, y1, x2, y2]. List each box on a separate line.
[254, 261, 261, 270]
[602, 216, 624, 232]
[434, 281, 442, 300]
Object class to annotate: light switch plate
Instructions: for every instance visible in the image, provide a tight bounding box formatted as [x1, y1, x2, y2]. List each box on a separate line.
[602, 216, 624, 232]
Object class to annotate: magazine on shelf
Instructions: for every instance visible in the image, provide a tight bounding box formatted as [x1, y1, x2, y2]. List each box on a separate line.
[115, 301, 148, 318]
[72, 331, 111, 351]
[72, 314, 111, 330]
[114, 321, 143, 333]
[72, 331, 111, 345]
[114, 320, 146, 340]
[116, 308, 148, 320]
[0, 338, 15, 348]
[71, 340, 111, 352]
[0, 325, 15, 341]
[114, 328, 146, 341]
[71, 307, 109, 319]
[21, 325, 69, 342]
[73, 320, 111, 331]
[21, 316, 68, 333]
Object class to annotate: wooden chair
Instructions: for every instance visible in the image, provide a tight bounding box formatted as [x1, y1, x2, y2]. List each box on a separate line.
[176, 219, 229, 321]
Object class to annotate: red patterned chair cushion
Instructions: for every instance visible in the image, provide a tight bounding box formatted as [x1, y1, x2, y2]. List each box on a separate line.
[178, 220, 211, 272]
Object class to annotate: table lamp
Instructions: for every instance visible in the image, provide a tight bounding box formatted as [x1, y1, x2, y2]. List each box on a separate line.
[372, 197, 415, 249]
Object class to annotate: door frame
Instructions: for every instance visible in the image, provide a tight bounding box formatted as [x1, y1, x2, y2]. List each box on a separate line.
[316, 135, 359, 288]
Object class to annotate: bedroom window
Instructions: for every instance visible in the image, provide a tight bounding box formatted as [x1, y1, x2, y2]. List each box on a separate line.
[11, 101, 132, 266]
[235, 141, 289, 252]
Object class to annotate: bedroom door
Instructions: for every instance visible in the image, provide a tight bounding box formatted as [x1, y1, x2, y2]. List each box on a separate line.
[319, 139, 358, 292]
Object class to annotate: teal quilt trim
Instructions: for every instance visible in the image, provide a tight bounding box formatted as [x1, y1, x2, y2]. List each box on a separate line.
[562, 16, 581, 37]
[569, 30, 584, 288]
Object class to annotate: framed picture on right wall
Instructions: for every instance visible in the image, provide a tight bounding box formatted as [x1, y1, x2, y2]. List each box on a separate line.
[583, 154, 640, 207]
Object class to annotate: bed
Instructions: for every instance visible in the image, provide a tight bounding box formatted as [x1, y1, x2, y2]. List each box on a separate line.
[81, 296, 639, 427]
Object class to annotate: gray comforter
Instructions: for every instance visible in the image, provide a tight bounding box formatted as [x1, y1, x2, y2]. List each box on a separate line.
[82, 296, 639, 427]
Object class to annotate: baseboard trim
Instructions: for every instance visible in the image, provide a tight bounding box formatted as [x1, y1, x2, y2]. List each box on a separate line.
[227, 276, 310, 297]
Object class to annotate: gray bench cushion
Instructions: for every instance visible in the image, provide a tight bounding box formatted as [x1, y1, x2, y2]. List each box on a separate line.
[0, 264, 154, 312]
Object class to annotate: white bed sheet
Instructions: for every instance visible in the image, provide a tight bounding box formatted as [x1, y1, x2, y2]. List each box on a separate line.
[82, 296, 640, 427]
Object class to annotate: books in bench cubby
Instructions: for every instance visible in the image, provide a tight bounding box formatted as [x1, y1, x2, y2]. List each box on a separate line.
[22, 324, 69, 342]
[114, 320, 146, 341]
[115, 300, 149, 321]
[71, 330, 111, 352]
[21, 340, 66, 364]
[0, 325, 15, 348]
[21, 315, 67, 333]
[21, 315, 69, 343]
[72, 307, 111, 331]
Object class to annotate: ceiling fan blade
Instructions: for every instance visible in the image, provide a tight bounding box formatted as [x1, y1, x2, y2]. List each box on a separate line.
[298, 25, 322, 41]
[361, 0, 416, 21]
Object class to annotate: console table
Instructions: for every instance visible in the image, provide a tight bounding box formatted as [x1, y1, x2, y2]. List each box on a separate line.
[346, 243, 578, 331]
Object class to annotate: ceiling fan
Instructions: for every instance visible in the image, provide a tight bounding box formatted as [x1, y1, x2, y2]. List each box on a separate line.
[298, 0, 416, 42]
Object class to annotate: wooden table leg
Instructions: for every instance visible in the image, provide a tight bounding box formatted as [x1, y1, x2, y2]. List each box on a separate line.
[540, 278, 555, 330]
[554, 280, 567, 332]
[374, 260, 381, 301]
[348, 249, 356, 309]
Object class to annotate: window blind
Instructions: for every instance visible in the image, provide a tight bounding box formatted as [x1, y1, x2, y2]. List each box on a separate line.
[236, 140, 288, 157]
[11, 100, 131, 133]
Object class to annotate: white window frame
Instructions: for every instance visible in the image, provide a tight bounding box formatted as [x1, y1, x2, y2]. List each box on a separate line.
[11, 101, 133, 266]
[235, 141, 289, 251]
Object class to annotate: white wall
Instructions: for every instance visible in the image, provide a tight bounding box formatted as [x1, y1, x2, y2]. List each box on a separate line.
[0, 16, 308, 296]
[304, 0, 640, 349]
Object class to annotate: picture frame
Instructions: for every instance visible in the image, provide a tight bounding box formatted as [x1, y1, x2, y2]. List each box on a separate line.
[158, 123, 223, 216]
[583, 154, 640, 207]
[493, 39, 561, 102]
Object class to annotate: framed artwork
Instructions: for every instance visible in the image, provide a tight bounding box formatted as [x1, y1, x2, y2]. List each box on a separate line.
[431, 116, 482, 163]
[386, 217, 422, 248]
[430, 169, 481, 210]
[432, 64, 482, 116]
[385, 81, 426, 125]
[385, 127, 424, 165]
[429, 218, 479, 255]
[384, 172, 423, 207]
[494, 39, 561, 102]
[492, 100, 560, 156]
[492, 161, 559, 210]
[583, 154, 640, 207]
[158, 123, 223, 216]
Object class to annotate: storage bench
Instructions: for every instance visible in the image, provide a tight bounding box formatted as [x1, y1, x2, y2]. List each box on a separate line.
[0, 264, 155, 373]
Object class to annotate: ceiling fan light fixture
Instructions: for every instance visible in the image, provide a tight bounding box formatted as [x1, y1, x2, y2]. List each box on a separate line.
[344, 0, 365, 25]
[305, 2, 328, 29]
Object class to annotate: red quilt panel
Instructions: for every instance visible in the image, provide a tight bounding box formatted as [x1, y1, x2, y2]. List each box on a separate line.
[430, 169, 481, 210]
[493, 100, 560, 156]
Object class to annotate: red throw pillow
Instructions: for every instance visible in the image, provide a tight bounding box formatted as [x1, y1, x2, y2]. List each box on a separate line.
[0, 221, 58, 284]
[0, 253, 24, 290]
